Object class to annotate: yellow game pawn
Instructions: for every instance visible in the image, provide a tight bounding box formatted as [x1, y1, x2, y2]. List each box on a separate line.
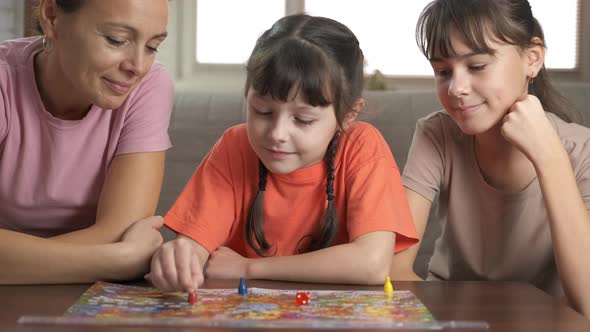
[384, 276, 394, 293]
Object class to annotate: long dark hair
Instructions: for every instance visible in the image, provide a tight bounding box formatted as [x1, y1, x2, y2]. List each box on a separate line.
[416, 0, 575, 122]
[244, 14, 364, 256]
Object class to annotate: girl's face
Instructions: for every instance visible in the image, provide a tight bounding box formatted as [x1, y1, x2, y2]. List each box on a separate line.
[430, 28, 531, 135]
[246, 88, 339, 174]
[46, 0, 168, 110]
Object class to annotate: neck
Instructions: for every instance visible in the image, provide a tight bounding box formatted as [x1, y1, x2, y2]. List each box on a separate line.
[474, 124, 520, 159]
[474, 124, 536, 192]
[34, 49, 91, 120]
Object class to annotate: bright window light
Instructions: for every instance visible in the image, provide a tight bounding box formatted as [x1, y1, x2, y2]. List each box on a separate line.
[196, 0, 284, 64]
[529, 0, 578, 69]
[305, 0, 433, 76]
[196, 0, 579, 74]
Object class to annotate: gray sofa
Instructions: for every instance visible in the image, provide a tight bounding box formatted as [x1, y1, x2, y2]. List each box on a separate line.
[158, 82, 590, 277]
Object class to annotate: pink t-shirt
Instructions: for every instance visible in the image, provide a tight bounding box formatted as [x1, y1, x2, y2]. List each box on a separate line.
[0, 37, 174, 237]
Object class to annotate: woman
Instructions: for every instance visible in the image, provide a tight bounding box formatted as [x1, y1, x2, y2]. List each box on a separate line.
[0, 0, 173, 283]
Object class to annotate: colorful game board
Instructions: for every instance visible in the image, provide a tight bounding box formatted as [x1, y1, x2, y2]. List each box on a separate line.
[19, 281, 444, 329]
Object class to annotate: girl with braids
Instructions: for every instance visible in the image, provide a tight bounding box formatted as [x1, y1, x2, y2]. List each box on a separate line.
[394, 0, 590, 317]
[149, 14, 418, 291]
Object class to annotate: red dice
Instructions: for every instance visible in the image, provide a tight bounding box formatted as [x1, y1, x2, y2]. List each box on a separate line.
[295, 291, 310, 305]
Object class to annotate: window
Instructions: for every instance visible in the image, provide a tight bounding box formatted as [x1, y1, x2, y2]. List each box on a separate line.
[196, 0, 284, 64]
[529, 0, 578, 69]
[304, 1, 433, 76]
[192, 0, 581, 77]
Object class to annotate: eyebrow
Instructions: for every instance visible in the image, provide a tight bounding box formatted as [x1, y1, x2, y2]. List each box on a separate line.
[430, 51, 484, 62]
[100, 22, 168, 39]
[293, 105, 318, 113]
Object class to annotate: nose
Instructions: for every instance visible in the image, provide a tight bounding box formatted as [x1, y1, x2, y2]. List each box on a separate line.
[121, 47, 148, 77]
[448, 70, 471, 97]
[269, 117, 289, 144]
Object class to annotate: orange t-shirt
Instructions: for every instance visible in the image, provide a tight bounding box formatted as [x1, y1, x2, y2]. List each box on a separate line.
[165, 122, 418, 257]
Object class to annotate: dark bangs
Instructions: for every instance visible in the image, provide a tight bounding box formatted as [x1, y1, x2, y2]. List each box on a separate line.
[416, 0, 525, 60]
[245, 38, 336, 107]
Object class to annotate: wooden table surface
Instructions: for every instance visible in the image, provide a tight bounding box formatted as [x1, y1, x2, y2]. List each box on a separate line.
[1, 279, 588, 331]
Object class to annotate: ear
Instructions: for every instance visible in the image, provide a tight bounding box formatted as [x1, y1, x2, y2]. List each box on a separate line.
[38, 0, 59, 39]
[341, 98, 364, 130]
[525, 37, 545, 78]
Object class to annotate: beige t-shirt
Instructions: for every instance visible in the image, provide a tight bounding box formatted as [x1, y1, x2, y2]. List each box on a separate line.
[402, 111, 590, 295]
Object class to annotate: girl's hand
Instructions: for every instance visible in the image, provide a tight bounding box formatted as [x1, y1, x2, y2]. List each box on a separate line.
[205, 246, 250, 279]
[148, 235, 205, 292]
[500, 94, 563, 165]
[119, 216, 164, 277]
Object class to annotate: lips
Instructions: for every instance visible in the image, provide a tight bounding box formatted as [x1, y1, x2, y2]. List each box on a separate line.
[266, 148, 294, 154]
[456, 103, 483, 113]
[265, 148, 295, 159]
[103, 78, 134, 96]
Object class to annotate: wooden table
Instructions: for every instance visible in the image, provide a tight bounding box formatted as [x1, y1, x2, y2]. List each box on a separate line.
[1, 279, 588, 331]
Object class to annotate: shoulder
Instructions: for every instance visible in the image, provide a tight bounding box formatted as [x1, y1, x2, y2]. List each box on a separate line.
[143, 61, 173, 83]
[416, 110, 457, 132]
[337, 122, 394, 171]
[413, 110, 466, 146]
[0, 38, 38, 140]
[122, 62, 174, 109]
[0, 37, 39, 85]
[0, 37, 41, 68]
[205, 123, 255, 174]
[341, 121, 387, 150]
[549, 113, 590, 159]
[343, 121, 382, 140]
[212, 124, 250, 154]
[129, 62, 174, 97]
[221, 123, 248, 141]
[549, 113, 590, 141]
[115, 62, 174, 117]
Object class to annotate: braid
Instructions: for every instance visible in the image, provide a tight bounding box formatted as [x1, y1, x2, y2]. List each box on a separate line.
[257, 159, 268, 190]
[308, 132, 340, 251]
[245, 160, 272, 256]
[247, 132, 341, 254]
[325, 133, 339, 202]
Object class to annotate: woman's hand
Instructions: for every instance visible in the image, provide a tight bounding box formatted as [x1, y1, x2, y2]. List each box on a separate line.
[118, 216, 164, 278]
[205, 246, 251, 279]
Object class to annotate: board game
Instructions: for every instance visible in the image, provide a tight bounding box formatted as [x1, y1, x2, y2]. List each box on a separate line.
[19, 281, 444, 329]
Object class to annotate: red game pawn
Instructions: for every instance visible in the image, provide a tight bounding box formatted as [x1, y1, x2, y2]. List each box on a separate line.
[295, 291, 310, 305]
[188, 291, 198, 304]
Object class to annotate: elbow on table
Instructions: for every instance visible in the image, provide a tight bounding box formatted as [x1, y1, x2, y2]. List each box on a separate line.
[358, 252, 392, 285]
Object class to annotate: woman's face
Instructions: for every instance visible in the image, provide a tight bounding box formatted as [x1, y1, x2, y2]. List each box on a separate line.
[46, 0, 169, 110]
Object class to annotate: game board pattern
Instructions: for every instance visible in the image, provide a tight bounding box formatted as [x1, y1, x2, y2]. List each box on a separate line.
[22, 282, 444, 329]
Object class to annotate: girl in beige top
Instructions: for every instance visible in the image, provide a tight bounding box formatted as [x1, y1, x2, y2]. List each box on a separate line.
[394, 0, 590, 318]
